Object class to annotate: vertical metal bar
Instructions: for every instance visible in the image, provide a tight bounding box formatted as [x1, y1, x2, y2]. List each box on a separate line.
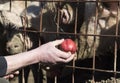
[55, 2, 61, 83]
[18, 70, 24, 83]
[8, 0, 12, 82]
[56, 2, 60, 34]
[113, 1, 119, 83]
[39, 2, 43, 33]
[38, 2, 43, 83]
[92, 0, 98, 83]
[18, 0, 28, 83]
[10, 0, 12, 12]
[72, 2, 78, 83]
[74, 3, 78, 35]
[23, 0, 27, 51]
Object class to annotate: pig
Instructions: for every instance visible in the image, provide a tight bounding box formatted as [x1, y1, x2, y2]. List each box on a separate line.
[2, 0, 119, 83]
[46, 1, 120, 83]
[0, 1, 59, 83]
[77, 2, 120, 59]
[5, 28, 42, 83]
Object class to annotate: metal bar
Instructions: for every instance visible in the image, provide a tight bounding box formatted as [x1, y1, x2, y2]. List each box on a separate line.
[16, 29, 120, 38]
[6, 0, 120, 82]
[113, 1, 119, 82]
[66, 65, 120, 74]
[6, 0, 120, 2]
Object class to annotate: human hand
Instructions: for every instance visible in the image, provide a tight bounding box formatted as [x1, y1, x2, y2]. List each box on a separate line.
[3, 71, 19, 79]
[36, 39, 75, 65]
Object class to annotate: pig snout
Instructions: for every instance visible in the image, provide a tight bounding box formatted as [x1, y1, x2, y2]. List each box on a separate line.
[6, 41, 24, 54]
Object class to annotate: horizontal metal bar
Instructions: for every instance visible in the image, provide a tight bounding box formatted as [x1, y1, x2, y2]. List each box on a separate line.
[10, 0, 120, 2]
[66, 65, 120, 74]
[18, 29, 120, 38]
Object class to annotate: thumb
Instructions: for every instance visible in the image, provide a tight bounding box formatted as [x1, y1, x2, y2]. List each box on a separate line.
[52, 39, 64, 46]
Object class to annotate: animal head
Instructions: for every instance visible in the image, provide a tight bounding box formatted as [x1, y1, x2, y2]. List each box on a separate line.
[6, 31, 24, 54]
[6, 29, 39, 55]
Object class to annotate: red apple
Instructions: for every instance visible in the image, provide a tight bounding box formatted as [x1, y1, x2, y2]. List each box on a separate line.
[60, 39, 77, 54]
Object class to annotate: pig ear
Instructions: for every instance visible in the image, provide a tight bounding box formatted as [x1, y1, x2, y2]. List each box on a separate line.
[98, 3, 111, 18]
[25, 36, 33, 49]
[0, 11, 23, 29]
[59, 4, 74, 24]
[17, 33, 24, 43]
[18, 33, 33, 50]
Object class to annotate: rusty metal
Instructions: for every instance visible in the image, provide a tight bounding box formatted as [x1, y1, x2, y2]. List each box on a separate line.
[4, 0, 120, 83]
[66, 65, 120, 74]
[18, 29, 120, 38]
[6, 0, 120, 2]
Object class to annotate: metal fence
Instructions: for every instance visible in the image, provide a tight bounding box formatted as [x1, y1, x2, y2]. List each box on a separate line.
[0, 0, 120, 83]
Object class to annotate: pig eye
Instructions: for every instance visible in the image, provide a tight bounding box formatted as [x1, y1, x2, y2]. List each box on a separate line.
[14, 45, 19, 48]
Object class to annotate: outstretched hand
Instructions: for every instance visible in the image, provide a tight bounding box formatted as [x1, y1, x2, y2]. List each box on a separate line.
[36, 39, 75, 65]
[4, 39, 75, 76]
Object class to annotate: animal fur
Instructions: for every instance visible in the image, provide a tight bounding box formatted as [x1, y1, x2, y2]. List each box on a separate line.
[1, 1, 120, 83]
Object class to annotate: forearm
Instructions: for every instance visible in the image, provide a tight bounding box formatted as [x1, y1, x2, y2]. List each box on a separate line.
[1, 39, 74, 76]
[5, 49, 39, 75]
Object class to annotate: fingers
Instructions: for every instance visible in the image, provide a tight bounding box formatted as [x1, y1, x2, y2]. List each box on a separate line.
[65, 54, 75, 63]
[14, 71, 19, 75]
[58, 53, 75, 63]
[4, 74, 14, 79]
[58, 52, 72, 59]
[4, 71, 19, 79]
[52, 39, 64, 46]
